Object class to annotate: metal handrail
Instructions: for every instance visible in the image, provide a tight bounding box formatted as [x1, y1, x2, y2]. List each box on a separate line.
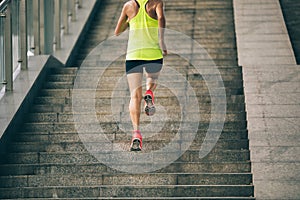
[0, 0, 11, 12]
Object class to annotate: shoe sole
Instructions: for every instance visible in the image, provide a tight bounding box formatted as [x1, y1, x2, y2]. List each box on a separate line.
[144, 95, 155, 116]
[130, 139, 142, 151]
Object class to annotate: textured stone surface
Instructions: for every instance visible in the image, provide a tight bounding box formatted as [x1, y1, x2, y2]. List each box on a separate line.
[234, 0, 300, 199]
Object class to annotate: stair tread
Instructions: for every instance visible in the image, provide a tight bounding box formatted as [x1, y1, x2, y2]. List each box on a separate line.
[0, 185, 254, 198]
[0, 198, 254, 200]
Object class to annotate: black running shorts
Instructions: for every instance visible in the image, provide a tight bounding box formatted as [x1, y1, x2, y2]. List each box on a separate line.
[125, 59, 163, 74]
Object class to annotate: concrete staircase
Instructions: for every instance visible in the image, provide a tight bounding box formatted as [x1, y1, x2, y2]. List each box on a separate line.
[0, 0, 255, 199]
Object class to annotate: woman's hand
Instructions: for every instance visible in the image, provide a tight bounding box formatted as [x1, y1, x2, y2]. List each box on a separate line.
[160, 40, 167, 56]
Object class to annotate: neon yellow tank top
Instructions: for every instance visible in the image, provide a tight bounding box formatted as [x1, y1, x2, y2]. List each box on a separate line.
[126, 0, 163, 60]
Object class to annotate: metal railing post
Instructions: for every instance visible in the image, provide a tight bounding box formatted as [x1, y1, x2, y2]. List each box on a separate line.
[26, 0, 34, 54]
[4, 2, 13, 91]
[54, 0, 61, 50]
[0, 13, 5, 85]
[62, 0, 69, 34]
[33, 0, 40, 54]
[39, 0, 45, 54]
[71, 0, 76, 22]
[43, 0, 54, 54]
[20, 0, 28, 70]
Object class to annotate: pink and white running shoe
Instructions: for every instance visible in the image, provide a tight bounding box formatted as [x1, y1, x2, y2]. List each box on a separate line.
[144, 90, 155, 116]
[130, 130, 142, 151]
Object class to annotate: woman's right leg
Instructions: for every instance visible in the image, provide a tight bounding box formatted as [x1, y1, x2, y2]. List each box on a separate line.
[144, 59, 163, 116]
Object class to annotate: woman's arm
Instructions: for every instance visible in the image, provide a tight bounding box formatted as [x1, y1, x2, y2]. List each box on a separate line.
[115, 4, 129, 36]
[156, 1, 167, 55]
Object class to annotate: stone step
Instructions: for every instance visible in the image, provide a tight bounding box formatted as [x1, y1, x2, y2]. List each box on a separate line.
[152, 5, 235, 11]
[149, 9, 235, 16]
[75, 57, 239, 67]
[47, 74, 76, 82]
[85, 35, 237, 46]
[20, 121, 246, 133]
[62, 76, 243, 87]
[49, 67, 78, 75]
[32, 103, 238, 113]
[33, 97, 245, 111]
[44, 82, 75, 89]
[32, 106, 243, 117]
[79, 39, 237, 50]
[74, 56, 241, 68]
[0, 173, 252, 188]
[76, 68, 243, 78]
[60, 77, 242, 88]
[96, 78, 242, 88]
[8, 198, 255, 200]
[0, 185, 254, 199]
[97, 62, 242, 72]
[33, 94, 243, 104]
[169, 15, 235, 22]
[40, 79, 243, 92]
[74, 57, 241, 70]
[77, 48, 238, 61]
[8, 139, 249, 153]
[169, 18, 235, 25]
[164, 2, 231, 7]
[29, 103, 244, 114]
[26, 112, 246, 123]
[4, 150, 250, 165]
[44, 79, 244, 91]
[196, 59, 238, 66]
[78, 49, 237, 62]
[76, 57, 238, 67]
[46, 73, 242, 84]
[86, 30, 236, 40]
[0, 161, 251, 176]
[13, 129, 248, 144]
[13, 130, 248, 147]
[165, 54, 239, 63]
[93, 83, 243, 94]
[37, 89, 243, 100]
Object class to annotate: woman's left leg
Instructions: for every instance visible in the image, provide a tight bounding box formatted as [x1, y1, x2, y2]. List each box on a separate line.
[127, 72, 143, 131]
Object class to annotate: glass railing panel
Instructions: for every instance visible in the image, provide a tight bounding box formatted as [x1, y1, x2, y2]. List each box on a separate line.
[11, 0, 21, 73]
[0, 13, 5, 89]
[26, 0, 34, 56]
[0, 0, 87, 92]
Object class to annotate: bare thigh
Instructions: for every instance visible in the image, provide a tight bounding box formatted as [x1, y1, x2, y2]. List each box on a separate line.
[127, 73, 143, 97]
[145, 71, 160, 80]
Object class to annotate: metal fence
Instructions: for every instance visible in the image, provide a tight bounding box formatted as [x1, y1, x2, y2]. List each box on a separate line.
[0, 0, 83, 91]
